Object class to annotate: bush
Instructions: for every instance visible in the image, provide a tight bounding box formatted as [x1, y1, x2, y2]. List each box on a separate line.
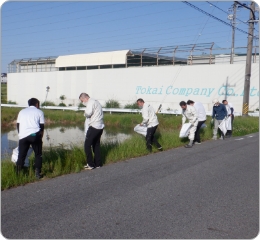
[78, 102, 85, 108]
[124, 102, 138, 109]
[105, 99, 120, 108]
[7, 100, 17, 105]
[58, 103, 66, 107]
[60, 95, 66, 102]
[41, 101, 56, 107]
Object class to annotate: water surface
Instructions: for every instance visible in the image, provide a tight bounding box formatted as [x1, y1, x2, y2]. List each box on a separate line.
[1, 126, 133, 159]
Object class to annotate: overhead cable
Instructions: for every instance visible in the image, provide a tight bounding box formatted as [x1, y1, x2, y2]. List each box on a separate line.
[183, 1, 258, 39]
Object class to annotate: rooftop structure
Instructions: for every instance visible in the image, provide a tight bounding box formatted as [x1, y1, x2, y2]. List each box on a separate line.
[7, 42, 259, 73]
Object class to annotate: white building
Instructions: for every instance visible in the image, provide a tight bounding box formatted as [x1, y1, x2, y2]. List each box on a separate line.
[7, 45, 259, 113]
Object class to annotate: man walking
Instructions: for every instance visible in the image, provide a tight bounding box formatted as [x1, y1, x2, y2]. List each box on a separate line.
[179, 101, 198, 148]
[212, 99, 227, 140]
[187, 100, 206, 144]
[16, 98, 44, 179]
[136, 98, 162, 152]
[79, 93, 104, 169]
[222, 100, 234, 137]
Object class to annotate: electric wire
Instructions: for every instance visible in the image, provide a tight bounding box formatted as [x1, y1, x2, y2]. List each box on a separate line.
[192, 1, 217, 44]
[207, 1, 258, 33]
[3, 2, 73, 18]
[183, 1, 258, 39]
[4, 2, 120, 25]
[2, 15, 213, 47]
[2, 4, 209, 37]
[2, 2, 158, 32]
[2, 31, 234, 57]
[2, 21, 229, 51]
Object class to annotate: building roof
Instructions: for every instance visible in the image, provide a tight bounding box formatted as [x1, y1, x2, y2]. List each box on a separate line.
[55, 50, 132, 67]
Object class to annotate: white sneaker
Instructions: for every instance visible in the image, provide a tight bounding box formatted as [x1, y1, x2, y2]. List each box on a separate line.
[194, 142, 201, 145]
[84, 164, 94, 170]
[212, 136, 217, 140]
[219, 136, 224, 140]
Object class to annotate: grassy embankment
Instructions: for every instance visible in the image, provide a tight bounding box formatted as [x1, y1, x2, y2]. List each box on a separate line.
[1, 83, 7, 103]
[1, 106, 259, 190]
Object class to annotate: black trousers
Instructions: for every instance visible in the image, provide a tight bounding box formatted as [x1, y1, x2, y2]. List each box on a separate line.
[193, 120, 206, 143]
[146, 125, 161, 151]
[84, 126, 103, 168]
[17, 131, 43, 169]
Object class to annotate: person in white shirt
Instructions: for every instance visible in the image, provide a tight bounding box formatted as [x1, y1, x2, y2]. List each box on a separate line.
[222, 100, 234, 137]
[187, 100, 206, 144]
[16, 98, 44, 178]
[179, 101, 198, 148]
[136, 98, 162, 152]
[79, 93, 104, 170]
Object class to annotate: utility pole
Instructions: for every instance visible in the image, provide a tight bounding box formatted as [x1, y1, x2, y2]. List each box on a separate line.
[230, 2, 237, 64]
[241, 1, 255, 116]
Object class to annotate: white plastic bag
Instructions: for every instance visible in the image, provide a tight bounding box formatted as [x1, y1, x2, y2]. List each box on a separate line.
[218, 119, 227, 135]
[179, 123, 192, 138]
[134, 124, 147, 137]
[225, 116, 232, 130]
[84, 118, 90, 135]
[11, 147, 33, 167]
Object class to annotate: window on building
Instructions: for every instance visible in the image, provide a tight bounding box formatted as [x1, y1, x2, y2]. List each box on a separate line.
[66, 67, 76, 71]
[113, 64, 126, 68]
[100, 65, 112, 69]
[87, 65, 99, 70]
[77, 66, 86, 70]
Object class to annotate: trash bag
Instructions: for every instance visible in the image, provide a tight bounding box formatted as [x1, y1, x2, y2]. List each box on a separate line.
[134, 124, 147, 137]
[11, 147, 33, 167]
[179, 123, 192, 138]
[84, 118, 90, 135]
[218, 119, 227, 135]
[225, 116, 232, 130]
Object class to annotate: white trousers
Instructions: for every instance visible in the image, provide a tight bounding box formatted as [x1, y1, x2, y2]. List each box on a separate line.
[213, 119, 224, 137]
[188, 121, 198, 141]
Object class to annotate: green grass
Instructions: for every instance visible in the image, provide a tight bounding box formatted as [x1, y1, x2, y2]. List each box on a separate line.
[1, 83, 7, 103]
[1, 109, 259, 190]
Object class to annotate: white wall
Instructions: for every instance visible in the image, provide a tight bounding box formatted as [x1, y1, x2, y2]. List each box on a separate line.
[7, 63, 259, 113]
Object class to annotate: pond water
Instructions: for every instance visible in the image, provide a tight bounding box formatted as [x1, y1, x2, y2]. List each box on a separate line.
[1, 126, 133, 159]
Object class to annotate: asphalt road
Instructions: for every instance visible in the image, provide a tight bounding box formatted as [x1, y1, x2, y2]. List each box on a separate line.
[1, 133, 259, 239]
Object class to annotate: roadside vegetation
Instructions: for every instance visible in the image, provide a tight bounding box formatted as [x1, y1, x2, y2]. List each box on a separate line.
[1, 107, 259, 190]
[1, 83, 7, 103]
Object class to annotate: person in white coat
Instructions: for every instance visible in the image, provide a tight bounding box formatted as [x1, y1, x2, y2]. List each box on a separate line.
[179, 101, 198, 148]
[187, 100, 206, 144]
[136, 98, 162, 152]
[222, 100, 234, 137]
[16, 98, 44, 179]
[79, 93, 104, 170]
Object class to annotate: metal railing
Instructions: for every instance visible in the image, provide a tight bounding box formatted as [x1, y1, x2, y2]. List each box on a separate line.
[1, 104, 259, 117]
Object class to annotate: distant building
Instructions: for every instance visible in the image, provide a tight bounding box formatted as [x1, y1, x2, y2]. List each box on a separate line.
[1, 73, 7, 83]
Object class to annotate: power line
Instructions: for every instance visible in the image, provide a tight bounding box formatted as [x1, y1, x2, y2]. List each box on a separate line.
[2, 2, 47, 13]
[207, 1, 258, 33]
[2, 5, 204, 37]
[2, 19, 222, 48]
[3, 2, 157, 32]
[2, 2, 73, 18]
[4, 2, 120, 25]
[192, 1, 217, 44]
[206, 1, 248, 26]
[183, 1, 258, 39]
[2, 31, 239, 57]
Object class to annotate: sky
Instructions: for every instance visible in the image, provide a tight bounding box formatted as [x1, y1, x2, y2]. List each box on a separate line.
[1, 0, 259, 72]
